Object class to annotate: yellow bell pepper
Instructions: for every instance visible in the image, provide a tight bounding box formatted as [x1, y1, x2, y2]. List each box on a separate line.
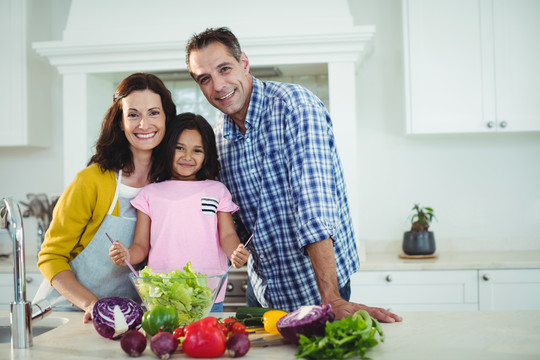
[263, 310, 288, 334]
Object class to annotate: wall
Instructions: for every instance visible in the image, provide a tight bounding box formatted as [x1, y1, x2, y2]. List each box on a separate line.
[349, 0, 540, 253]
[1, 0, 539, 254]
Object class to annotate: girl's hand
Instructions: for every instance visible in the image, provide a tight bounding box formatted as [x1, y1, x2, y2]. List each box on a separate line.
[230, 244, 250, 268]
[108, 241, 129, 266]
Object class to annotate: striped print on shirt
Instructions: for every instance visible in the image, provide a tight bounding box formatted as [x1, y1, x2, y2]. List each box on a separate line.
[201, 197, 219, 215]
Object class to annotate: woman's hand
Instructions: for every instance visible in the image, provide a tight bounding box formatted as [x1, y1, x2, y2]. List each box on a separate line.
[230, 244, 250, 268]
[109, 241, 129, 266]
[83, 299, 98, 324]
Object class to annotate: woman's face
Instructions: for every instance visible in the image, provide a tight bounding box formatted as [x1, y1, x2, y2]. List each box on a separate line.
[171, 129, 205, 181]
[121, 89, 166, 153]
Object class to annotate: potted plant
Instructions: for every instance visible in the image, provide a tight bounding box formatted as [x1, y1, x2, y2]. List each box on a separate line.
[402, 204, 436, 255]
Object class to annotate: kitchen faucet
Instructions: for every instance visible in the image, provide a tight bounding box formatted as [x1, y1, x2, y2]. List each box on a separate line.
[1, 197, 52, 349]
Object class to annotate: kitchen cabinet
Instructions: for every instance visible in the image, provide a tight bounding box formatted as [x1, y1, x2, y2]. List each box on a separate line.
[349, 270, 478, 311]
[0, 272, 44, 311]
[351, 268, 540, 311]
[403, 0, 540, 134]
[478, 268, 540, 310]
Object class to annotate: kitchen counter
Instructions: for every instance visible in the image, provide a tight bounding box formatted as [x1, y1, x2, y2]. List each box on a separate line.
[2, 310, 539, 360]
[359, 250, 540, 271]
[2, 250, 540, 274]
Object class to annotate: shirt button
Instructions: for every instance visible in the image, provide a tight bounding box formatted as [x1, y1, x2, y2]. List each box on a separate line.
[245, 137, 251, 143]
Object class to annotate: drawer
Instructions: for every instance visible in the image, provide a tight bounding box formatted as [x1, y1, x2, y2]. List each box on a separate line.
[350, 270, 478, 311]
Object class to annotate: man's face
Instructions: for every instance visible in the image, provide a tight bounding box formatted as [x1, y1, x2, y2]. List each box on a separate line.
[189, 42, 252, 123]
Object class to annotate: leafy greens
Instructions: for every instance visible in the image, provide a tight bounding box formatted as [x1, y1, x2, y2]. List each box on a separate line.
[295, 310, 385, 360]
[136, 262, 213, 325]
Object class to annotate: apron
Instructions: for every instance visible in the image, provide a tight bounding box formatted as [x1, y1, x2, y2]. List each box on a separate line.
[33, 170, 139, 310]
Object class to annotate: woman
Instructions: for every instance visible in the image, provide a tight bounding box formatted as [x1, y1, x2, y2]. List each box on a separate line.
[35, 73, 176, 323]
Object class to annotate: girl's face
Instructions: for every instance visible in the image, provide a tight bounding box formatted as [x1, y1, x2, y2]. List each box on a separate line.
[171, 129, 205, 181]
[121, 89, 166, 154]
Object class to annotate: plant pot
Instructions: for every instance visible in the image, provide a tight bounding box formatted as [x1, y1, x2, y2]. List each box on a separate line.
[402, 231, 436, 255]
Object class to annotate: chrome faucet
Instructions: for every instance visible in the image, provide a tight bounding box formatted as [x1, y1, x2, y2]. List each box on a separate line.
[1, 197, 51, 349]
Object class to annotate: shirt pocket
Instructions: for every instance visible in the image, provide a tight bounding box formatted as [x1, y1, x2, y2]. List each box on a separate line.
[201, 196, 219, 215]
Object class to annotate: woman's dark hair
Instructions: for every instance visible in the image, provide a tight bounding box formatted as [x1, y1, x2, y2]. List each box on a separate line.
[185, 27, 242, 76]
[88, 72, 176, 182]
[160, 112, 220, 181]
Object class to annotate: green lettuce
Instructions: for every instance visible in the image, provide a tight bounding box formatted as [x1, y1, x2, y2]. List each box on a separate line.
[135, 262, 214, 325]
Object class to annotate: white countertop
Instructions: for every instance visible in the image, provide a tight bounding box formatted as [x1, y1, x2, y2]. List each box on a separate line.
[2, 250, 540, 275]
[358, 250, 540, 271]
[2, 310, 539, 360]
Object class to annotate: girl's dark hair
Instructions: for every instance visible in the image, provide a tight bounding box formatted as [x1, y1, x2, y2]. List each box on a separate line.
[160, 112, 220, 181]
[185, 27, 242, 76]
[88, 72, 176, 182]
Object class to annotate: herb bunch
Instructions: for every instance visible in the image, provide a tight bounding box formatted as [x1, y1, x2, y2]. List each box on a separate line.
[295, 310, 384, 360]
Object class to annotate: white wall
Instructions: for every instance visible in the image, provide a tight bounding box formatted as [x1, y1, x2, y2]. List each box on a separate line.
[1, 0, 539, 253]
[350, 0, 540, 252]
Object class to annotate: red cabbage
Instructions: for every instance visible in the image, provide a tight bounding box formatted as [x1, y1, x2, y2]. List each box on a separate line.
[93, 297, 144, 339]
[276, 304, 335, 344]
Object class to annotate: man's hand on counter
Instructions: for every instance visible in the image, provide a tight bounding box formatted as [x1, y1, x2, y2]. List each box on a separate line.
[329, 298, 403, 323]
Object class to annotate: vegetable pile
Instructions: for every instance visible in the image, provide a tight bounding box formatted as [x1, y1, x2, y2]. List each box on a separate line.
[295, 309, 385, 360]
[134, 262, 215, 325]
[173, 316, 250, 358]
[92, 297, 144, 339]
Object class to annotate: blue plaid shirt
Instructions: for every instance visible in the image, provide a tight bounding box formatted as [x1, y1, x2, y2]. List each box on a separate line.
[215, 76, 360, 311]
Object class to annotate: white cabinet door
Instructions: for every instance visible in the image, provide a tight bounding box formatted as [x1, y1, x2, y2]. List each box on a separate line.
[0, 272, 44, 311]
[350, 270, 478, 312]
[0, 0, 50, 147]
[404, 0, 487, 134]
[403, 0, 540, 134]
[493, 0, 540, 132]
[478, 269, 540, 310]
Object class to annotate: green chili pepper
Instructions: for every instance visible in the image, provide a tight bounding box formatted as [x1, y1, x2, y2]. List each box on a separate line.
[141, 304, 179, 336]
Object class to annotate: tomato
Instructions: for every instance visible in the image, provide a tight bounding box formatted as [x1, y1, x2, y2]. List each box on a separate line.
[218, 322, 229, 338]
[172, 326, 185, 339]
[263, 310, 288, 335]
[231, 322, 247, 334]
[222, 317, 236, 331]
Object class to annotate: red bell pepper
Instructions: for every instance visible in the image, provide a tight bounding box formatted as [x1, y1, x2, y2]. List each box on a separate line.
[182, 317, 227, 358]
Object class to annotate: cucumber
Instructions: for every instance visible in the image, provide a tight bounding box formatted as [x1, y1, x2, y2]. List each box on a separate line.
[235, 306, 278, 320]
[243, 317, 264, 327]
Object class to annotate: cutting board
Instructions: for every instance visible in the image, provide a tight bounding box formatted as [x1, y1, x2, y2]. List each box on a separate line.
[248, 328, 290, 347]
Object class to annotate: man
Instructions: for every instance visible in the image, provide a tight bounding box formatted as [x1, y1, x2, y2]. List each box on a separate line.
[186, 27, 401, 322]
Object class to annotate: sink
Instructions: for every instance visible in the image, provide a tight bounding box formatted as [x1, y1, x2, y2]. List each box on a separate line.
[0, 316, 69, 344]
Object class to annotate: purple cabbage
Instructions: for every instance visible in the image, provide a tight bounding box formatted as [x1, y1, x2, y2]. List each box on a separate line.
[276, 304, 335, 344]
[92, 297, 144, 339]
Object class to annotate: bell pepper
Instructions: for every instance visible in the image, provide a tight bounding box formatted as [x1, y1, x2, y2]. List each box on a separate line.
[141, 304, 179, 336]
[182, 316, 227, 358]
[263, 310, 288, 334]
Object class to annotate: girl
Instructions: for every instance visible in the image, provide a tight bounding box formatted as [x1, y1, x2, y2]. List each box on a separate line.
[109, 112, 249, 311]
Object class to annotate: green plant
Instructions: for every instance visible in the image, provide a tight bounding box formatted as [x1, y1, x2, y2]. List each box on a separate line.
[409, 204, 436, 232]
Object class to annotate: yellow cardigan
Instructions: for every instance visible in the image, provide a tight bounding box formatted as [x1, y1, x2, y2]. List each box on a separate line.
[37, 163, 120, 283]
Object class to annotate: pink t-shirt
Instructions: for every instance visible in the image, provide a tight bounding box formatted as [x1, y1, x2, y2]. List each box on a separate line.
[130, 180, 239, 302]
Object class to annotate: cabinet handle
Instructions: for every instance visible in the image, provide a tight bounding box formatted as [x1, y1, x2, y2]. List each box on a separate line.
[499, 121, 507, 128]
[385, 275, 392, 283]
[487, 121, 495, 128]
[482, 274, 490, 281]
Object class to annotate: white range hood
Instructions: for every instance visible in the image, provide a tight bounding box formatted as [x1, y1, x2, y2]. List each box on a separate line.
[33, 0, 374, 259]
